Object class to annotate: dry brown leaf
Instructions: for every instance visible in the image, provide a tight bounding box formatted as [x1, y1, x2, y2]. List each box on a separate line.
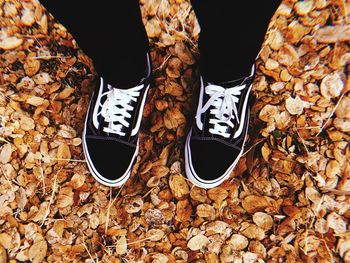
[151, 165, 169, 177]
[125, 196, 143, 214]
[227, 234, 249, 250]
[196, 204, 215, 218]
[57, 143, 71, 166]
[145, 18, 161, 38]
[28, 239, 47, 263]
[145, 208, 165, 225]
[146, 229, 165, 241]
[58, 87, 75, 99]
[169, 174, 189, 200]
[0, 233, 12, 250]
[278, 44, 299, 67]
[20, 115, 35, 131]
[320, 72, 344, 100]
[175, 199, 192, 222]
[294, 0, 313, 16]
[187, 234, 209, 251]
[56, 187, 74, 208]
[70, 173, 86, 189]
[334, 118, 350, 132]
[252, 212, 273, 231]
[115, 236, 127, 255]
[305, 187, 322, 204]
[265, 58, 279, 70]
[259, 105, 279, 122]
[326, 160, 340, 178]
[327, 212, 347, 234]
[335, 96, 350, 118]
[165, 81, 183, 97]
[242, 195, 277, 213]
[205, 221, 230, 235]
[0, 245, 7, 263]
[315, 25, 350, 43]
[26, 96, 45, 107]
[267, 29, 284, 50]
[286, 20, 311, 43]
[33, 72, 51, 85]
[174, 42, 195, 65]
[164, 108, 186, 130]
[207, 187, 228, 204]
[0, 144, 13, 164]
[190, 186, 207, 203]
[166, 57, 182, 78]
[57, 124, 77, 139]
[285, 95, 308, 115]
[0, 36, 23, 50]
[24, 58, 40, 76]
[21, 7, 35, 26]
[261, 143, 271, 162]
[241, 224, 265, 240]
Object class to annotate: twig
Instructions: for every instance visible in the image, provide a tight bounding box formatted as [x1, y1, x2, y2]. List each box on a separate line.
[106, 235, 159, 248]
[40, 173, 58, 227]
[0, 138, 10, 144]
[320, 187, 350, 196]
[242, 138, 266, 156]
[32, 55, 70, 59]
[153, 54, 171, 72]
[105, 184, 124, 233]
[142, 187, 156, 198]
[296, 126, 323, 130]
[38, 166, 46, 197]
[316, 91, 347, 136]
[80, 229, 96, 263]
[334, 232, 350, 237]
[0, 165, 16, 192]
[52, 158, 87, 163]
[342, 0, 348, 23]
[126, 235, 158, 245]
[296, 128, 310, 155]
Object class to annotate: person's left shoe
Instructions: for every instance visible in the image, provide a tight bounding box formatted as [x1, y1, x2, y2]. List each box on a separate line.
[185, 67, 255, 189]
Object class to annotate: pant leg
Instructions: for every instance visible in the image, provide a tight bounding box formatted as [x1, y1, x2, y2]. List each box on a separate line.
[40, 0, 149, 88]
[191, 0, 282, 83]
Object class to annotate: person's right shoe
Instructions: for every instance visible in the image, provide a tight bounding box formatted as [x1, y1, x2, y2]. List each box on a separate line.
[82, 54, 152, 187]
[185, 66, 255, 189]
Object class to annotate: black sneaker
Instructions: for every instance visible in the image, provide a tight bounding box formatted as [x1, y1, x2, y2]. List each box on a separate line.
[82, 54, 152, 187]
[185, 67, 255, 188]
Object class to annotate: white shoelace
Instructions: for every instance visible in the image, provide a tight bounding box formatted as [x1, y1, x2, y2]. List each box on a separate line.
[98, 85, 143, 136]
[197, 84, 246, 138]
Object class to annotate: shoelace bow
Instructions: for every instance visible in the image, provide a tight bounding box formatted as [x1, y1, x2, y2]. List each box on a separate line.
[98, 85, 143, 136]
[197, 84, 246, 138]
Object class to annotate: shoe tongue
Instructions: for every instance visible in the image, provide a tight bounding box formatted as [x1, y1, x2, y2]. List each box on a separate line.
[203, 77, 250, 138]
[213, 75, 249, 89]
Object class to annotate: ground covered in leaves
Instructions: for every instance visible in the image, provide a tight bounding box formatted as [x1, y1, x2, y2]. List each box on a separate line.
[0, 0, 350, 262]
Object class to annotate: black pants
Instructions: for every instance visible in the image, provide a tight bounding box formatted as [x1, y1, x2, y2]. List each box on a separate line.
[40, 0, 281, 88]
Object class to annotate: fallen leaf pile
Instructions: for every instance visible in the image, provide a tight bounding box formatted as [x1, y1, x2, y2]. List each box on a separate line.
[0, 0, 349, 262]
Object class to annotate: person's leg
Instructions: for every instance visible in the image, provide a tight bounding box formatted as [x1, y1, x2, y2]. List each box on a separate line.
[40, 0, 149, 88]
[191, 0, 282, 83]
[40, 1, 152, 187]
[185, 1, 282, 188]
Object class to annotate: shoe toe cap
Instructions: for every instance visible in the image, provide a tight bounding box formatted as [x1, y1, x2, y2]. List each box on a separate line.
[84, 137, 136, 182]
[188, 138, 241, 181]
